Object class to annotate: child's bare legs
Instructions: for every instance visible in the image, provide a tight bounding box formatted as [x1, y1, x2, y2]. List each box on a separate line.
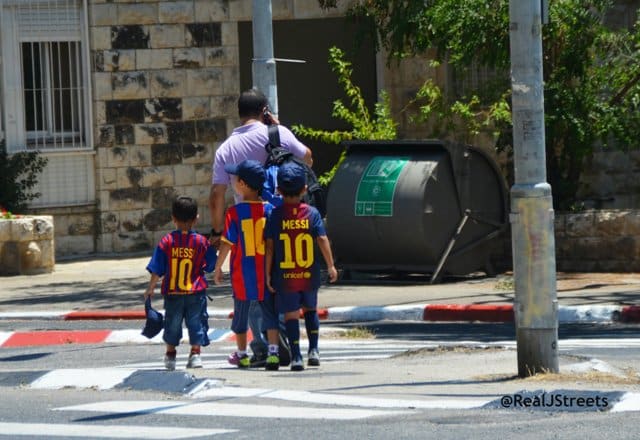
[235, 332, 247, 352]
[266, 329, 279, 346]
[164, 343, 177, 371]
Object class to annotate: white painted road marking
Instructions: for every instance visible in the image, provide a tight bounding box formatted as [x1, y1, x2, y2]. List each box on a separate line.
[55, 400, 412, 420]
[0, 422, 234, 439]
[189, 385, 488, 409]
[30, 368, 137, 390]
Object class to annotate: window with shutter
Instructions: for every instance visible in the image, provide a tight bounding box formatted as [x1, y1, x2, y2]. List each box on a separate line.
[1, 0, 94, 207]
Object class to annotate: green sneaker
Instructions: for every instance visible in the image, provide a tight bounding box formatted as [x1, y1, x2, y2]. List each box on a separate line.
[237, 354, 250, 369]
[265, 354, 280, 371]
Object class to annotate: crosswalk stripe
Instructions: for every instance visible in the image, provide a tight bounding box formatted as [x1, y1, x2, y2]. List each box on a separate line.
[0, 422, 234, 439]
[55, 400, 411, 420]
[188, 385, 487, 409]
[30, 368, 137, 390]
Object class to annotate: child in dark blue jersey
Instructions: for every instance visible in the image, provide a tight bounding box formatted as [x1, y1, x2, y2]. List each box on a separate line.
[145, 196, 216, 371]
[265, 162, 338, 371]
[213, 160, 281, 370]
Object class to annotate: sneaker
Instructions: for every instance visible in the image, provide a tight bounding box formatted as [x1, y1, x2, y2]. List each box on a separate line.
[249, 354, 267, 368]
[227, 352, 240, 366]
[291, 356, 304, 371]
[186, 353, 202, 369]
[237, 354, 250, 369]
[164, 354, 176, 371]
[265, 354, 280, 371]
[308, 349, 320, 367]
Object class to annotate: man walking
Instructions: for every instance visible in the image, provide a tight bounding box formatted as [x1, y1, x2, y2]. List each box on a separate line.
[209, 88, 312, 366]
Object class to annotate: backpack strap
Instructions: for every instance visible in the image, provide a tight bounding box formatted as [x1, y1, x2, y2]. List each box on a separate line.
[266, 124, 281, 154]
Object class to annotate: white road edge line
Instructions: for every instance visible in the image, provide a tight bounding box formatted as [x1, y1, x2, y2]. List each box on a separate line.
[54, 400, 412, 420]
[0, 422, 235, 439]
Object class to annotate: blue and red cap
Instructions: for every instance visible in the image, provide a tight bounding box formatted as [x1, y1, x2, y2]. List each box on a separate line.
[224, 159, 266, 191]
[277, 162, 307, 193]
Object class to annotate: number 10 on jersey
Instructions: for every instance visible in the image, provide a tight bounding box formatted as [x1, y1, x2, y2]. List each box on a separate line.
[279, 233, 313, 269]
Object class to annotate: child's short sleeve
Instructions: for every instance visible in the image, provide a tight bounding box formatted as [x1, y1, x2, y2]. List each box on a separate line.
[146, 245, 167, 276]
[310, 208, 326, 237]
[222, 207, 239, 246]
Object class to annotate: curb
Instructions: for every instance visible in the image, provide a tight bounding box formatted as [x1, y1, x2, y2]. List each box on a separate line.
[1, 304, 639, 323]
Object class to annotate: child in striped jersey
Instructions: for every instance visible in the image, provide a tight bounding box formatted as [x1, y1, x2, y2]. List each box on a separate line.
[213, 160, 281, 370]
[145, 196, 217, 371]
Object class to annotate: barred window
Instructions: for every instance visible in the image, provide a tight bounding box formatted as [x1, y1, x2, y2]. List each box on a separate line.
[1, 0, 94, 207]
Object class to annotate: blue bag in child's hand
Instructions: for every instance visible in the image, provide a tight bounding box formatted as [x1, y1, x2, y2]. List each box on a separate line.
[141, 297, 164, 339]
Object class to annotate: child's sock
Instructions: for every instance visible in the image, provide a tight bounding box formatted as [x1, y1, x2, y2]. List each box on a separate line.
[285, 319, 301, 358]
[304, 310, 320, 352]
[165, 349, 177, 359]
[237, 350, 247, 357]
[268, 344, 279, 355]
[190, 347, 201, 355]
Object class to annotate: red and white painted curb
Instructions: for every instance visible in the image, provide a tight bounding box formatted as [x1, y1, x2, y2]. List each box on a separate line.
[1, 303, 639, 323]
[0, 327, 236, 348]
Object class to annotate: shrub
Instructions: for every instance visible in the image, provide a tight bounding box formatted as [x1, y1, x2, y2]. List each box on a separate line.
[0, 141, 48, 212]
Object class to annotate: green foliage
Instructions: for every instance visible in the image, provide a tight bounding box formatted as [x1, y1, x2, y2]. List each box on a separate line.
[321, 0, 640, 209]
[408, 79, 512, 145]
[292, 47, 397, 185]
[0, 141, 48, 212]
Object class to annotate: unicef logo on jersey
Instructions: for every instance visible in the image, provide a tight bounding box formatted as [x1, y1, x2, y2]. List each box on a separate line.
[283, 271, 312, 279]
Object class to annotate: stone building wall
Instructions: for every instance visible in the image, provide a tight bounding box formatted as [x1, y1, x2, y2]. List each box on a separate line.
[555, 210, 640, 272]
[90, 0, 236, 254]
[77, 0, 347, 256]
[493, 210, 640, 273]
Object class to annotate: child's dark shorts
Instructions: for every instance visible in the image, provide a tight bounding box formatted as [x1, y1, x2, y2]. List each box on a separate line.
[276, 290, 318, 314]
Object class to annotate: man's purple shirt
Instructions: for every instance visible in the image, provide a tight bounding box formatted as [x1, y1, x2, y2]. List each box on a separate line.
[212, 121, 307, 186]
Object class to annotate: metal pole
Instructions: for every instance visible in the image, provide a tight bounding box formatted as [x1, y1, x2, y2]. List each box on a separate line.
[508, 0, 559, 376]
[252, 0, 278, 116]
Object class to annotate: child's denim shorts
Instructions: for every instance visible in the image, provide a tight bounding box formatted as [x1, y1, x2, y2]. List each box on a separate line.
[163, 291, 209, 347]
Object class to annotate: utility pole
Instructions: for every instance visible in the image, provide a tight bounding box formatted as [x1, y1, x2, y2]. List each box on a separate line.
[252, 0, 278, 116]
[508, 0, 559, 376]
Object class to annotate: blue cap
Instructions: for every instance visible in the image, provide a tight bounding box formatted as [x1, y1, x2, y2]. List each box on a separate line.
[277, 162, 307, 193]
[141, 297, 163, 339]
[224, 159, 266, 191]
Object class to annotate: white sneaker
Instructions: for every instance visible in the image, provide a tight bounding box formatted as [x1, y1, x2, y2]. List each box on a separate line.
[291, 356, 304, 371]
[308, 349, 320, 367]
[187, 353, 202, 368]
[164, 354, 176, 371]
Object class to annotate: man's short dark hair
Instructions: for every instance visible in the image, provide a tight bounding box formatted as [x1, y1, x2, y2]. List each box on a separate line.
[238, 88, 268, 119]
[172, 196, 198, 222]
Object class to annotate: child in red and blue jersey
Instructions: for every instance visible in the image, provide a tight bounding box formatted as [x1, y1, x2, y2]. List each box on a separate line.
[145, 196, 216, 371]
[265, 162, 338, 371]
[213, 160, 281, 370]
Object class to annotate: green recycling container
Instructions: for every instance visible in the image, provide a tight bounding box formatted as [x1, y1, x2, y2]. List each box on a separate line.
[326, 140, 508, 278]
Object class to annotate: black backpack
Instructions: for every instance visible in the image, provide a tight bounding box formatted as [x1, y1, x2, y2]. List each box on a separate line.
[263, 124, 327, 217]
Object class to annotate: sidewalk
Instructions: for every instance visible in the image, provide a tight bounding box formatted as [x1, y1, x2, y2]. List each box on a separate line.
[1, 255, 640, 323]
